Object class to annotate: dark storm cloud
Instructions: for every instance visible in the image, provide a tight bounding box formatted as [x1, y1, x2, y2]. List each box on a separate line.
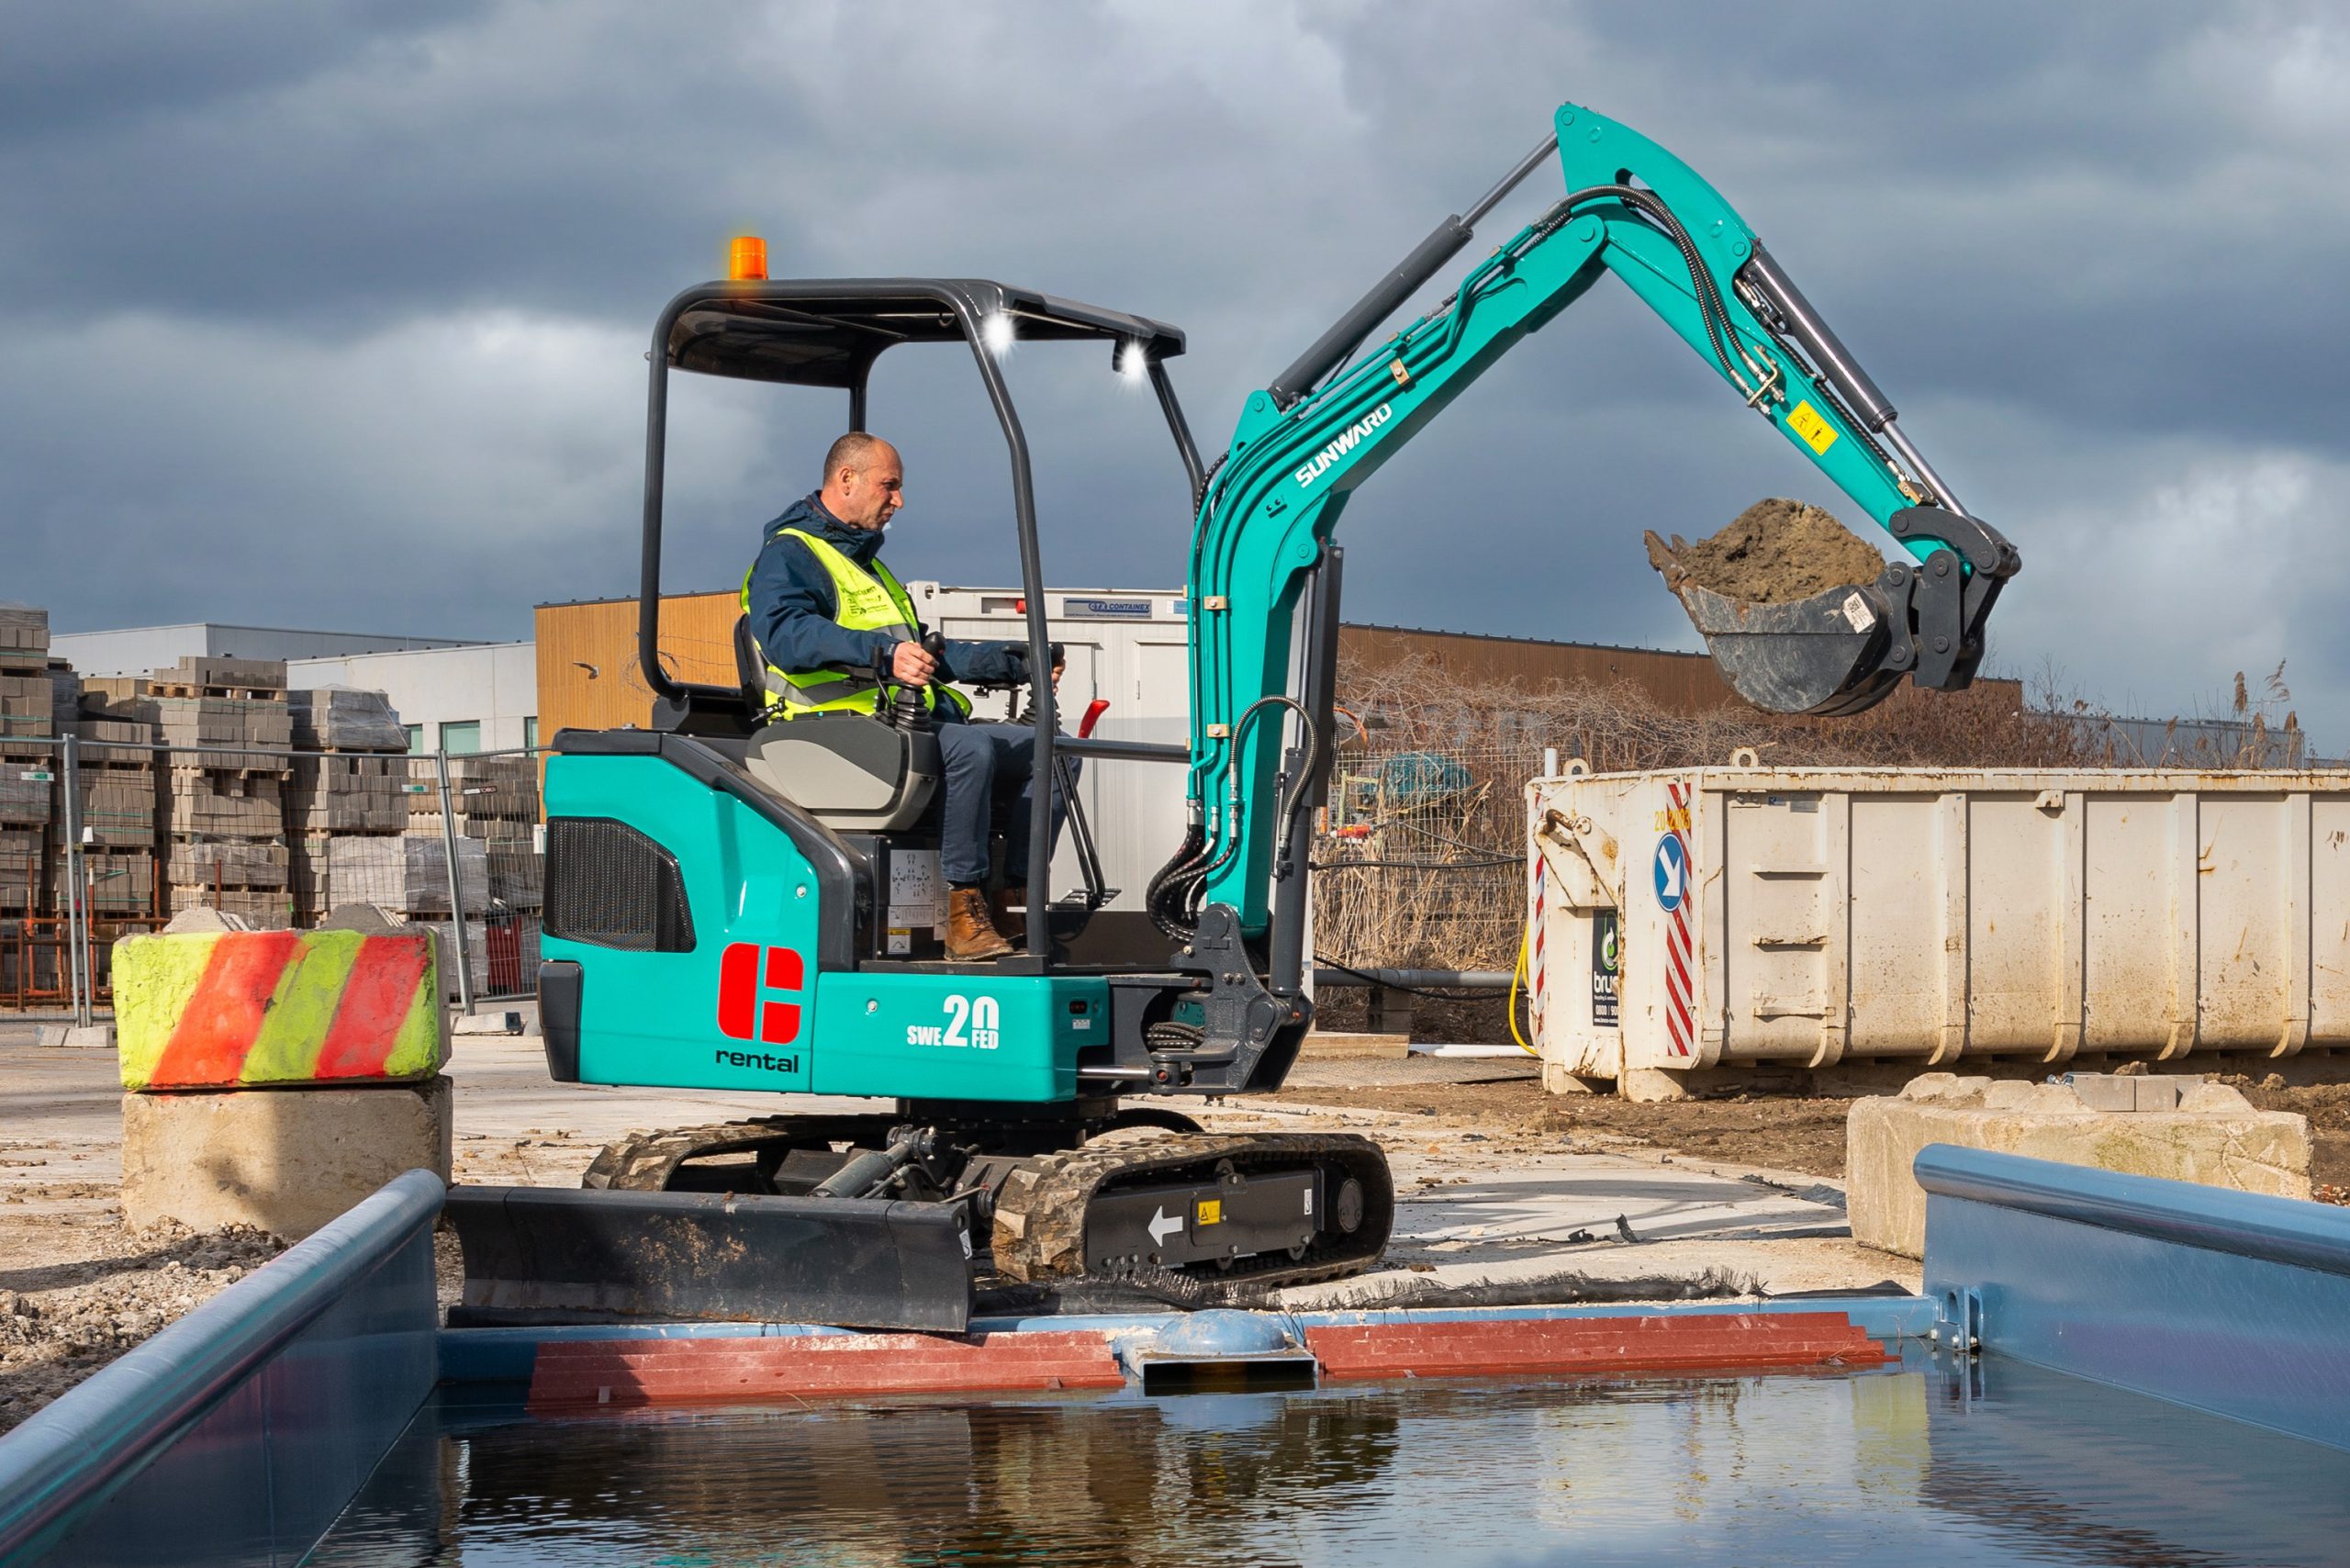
[3, 1, 2344, 741]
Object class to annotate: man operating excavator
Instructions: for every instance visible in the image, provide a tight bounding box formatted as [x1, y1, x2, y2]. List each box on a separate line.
[742, 431, 1067, 960]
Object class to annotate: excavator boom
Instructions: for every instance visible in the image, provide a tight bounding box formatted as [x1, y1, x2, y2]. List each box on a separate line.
[1164, 103, 2020, 940]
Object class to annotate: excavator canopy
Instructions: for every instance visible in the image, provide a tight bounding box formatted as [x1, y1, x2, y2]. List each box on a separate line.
[660, 278, 1186, 389]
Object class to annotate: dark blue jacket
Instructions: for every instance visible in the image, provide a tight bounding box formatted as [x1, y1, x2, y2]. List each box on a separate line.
[744, 494, 1026, 693]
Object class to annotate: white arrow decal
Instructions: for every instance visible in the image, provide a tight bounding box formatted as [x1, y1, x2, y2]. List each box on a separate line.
[1662, 851, 1683, 900]
[1147, 1206, 1183, 1248]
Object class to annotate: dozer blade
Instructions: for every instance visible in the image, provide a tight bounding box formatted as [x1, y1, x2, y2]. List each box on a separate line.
[444, 1185, 974, 1332]
[1646, 532, 1903, 716]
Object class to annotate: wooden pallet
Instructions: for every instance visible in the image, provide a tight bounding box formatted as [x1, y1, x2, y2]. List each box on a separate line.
[147, 681, 287, 702]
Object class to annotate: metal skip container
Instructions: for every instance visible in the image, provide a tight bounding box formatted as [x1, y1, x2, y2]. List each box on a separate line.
[1526, 764, 2350, 1100]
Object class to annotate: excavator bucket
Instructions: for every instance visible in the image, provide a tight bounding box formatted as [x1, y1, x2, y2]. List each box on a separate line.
[443, 1185, 975, 1332]
[1646, 532, 1905, 717]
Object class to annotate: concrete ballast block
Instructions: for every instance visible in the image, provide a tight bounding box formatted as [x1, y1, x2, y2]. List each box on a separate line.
[121, 1075, 452, 1240]
[115, 925, 446, 1089]
[34, 1023, 117, 1050]
[1847, 1071, 2311, 1260]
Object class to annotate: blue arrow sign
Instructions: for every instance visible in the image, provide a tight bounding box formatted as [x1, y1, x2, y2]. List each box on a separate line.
[1653, 834, 1687, 913]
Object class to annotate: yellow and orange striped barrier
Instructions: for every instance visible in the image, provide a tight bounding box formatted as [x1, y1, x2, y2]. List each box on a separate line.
[115, 928, 446, 1090]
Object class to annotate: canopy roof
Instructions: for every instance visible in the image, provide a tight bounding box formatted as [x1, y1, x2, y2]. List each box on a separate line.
[661, 278, 1187, 389]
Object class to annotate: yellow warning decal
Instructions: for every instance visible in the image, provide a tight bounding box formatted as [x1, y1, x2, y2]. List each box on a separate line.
[1196, 1199, 1223, 1226]
[1787, 400, 1839, 455]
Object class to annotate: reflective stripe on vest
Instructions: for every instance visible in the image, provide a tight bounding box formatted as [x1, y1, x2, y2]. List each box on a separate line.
[740, 527, 968, 720]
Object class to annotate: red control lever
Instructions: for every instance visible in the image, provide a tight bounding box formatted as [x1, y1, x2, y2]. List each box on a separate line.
[1077, 699, 1110, 740]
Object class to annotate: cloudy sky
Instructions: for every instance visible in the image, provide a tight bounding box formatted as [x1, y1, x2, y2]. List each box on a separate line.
[6, 2, 2344, 741]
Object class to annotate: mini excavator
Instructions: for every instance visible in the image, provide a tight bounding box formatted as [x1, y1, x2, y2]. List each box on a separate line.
[447, 104, 2018, 1330]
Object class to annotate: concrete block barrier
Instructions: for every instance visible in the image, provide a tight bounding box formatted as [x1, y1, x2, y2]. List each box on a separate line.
[121, 1076, 453, 1238]
[115, 926, 446, 1089]
[1848, 1072, 2311, 1259]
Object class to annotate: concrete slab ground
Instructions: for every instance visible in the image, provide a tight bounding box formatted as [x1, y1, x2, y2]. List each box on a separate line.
[0, 1021, 1919, 1314]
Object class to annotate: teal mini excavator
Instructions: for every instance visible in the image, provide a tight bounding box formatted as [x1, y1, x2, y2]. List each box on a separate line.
[447, 105, 2018, 1330]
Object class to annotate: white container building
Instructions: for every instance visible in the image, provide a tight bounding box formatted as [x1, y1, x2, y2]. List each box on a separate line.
[909, 581, 1190, 911]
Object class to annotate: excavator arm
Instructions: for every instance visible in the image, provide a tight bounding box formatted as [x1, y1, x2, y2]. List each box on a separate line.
[1159, 103, 2019, 944]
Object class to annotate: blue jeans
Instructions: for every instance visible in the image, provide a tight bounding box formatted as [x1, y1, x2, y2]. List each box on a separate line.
[933, 721, 1076, 885]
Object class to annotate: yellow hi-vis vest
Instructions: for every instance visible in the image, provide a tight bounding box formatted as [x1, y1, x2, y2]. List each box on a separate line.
[740, 526, 969, 721]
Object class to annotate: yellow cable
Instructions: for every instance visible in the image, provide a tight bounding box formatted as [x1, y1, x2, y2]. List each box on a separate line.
[1507, 913, 1539, 1058]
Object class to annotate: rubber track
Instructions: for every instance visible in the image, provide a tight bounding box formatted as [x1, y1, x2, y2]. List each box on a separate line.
[582, 1116, 894, 1191]
[990, 1131, 1394, 1288]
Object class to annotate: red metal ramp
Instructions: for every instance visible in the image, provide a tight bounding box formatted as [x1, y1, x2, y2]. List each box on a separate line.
[529, 1330, 1125, 1412]
[1304, 1312, 1889, 1381]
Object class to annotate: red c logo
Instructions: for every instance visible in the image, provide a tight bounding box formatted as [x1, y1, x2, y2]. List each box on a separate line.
[718, 943, 804, 1044]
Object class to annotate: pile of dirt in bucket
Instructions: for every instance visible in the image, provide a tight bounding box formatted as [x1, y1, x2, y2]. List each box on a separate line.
[1646, 498, 1887, 604]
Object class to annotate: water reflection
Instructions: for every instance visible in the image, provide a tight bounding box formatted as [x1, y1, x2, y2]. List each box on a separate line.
[313, 1350, 2350, 1567]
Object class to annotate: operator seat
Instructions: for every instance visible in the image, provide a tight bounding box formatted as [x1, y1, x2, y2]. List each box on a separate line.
[732, 615, 940, 833]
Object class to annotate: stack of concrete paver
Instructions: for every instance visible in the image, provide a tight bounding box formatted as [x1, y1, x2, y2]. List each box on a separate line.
[94, 656, 294, 929]
[328, 834, 490, 997]
[410, 753, 541, 901]
[286, 688, 411, 923]
[51, 712, 161, 917]
[410, 750, 542, 988]
[0, 608, 54, 913]
[325, 834, 488, 913]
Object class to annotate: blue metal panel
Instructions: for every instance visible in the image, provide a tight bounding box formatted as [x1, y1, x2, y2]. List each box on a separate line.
[1919, 1143, 2350, 1450]
[1923, 1350, 2350, 1564]
[0, 1169, 443, 1568]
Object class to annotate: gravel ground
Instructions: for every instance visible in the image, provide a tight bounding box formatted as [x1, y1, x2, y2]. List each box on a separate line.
[1269, 1072, 1852, 1177]
[0, 1215, 283, 1434]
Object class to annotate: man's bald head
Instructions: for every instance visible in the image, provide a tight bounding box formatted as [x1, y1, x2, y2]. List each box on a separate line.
[819, 432, 904, 531]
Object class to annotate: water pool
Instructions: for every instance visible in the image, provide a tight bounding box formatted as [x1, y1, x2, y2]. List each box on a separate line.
[310, 1349, 2350, 1567]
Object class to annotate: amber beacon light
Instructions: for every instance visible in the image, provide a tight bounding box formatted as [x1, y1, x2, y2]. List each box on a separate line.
[728, 235, 768, 281]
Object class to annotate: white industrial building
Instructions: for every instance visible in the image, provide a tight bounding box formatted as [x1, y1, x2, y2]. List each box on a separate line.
[911, 581, 1191, 909]
[287, 643, 538, 755]
[50, 622, 538, 756]
[50, 622, 476, 678]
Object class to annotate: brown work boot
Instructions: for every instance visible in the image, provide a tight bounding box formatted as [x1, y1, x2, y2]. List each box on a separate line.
[946, 887, 1014, 960]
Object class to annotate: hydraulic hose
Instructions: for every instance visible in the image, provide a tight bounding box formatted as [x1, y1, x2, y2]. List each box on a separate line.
[1147, 821, 1207, 939]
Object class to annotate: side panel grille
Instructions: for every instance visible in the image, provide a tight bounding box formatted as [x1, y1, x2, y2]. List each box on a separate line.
[544, 818, 695, 953]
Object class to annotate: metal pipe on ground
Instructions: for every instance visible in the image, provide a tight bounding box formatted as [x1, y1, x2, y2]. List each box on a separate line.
[1311, 968, 1512, 990]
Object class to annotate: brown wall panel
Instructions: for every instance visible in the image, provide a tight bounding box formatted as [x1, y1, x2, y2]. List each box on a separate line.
[535, 599, 2023, 740]
[535, 592, 739, 741]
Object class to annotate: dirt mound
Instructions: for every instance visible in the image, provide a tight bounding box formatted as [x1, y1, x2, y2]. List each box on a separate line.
[1647, 498, 1887, 604]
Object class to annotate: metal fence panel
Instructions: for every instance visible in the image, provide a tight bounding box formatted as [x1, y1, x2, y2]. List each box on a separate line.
[1, 734, 549, 1017]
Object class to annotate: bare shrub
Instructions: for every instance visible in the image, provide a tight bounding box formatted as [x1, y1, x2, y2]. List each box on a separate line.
[1313, 650, 2307, 986]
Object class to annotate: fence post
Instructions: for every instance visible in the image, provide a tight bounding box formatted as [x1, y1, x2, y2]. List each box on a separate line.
[60, 733, 90, 1026]
[434, 750, 474, 1014]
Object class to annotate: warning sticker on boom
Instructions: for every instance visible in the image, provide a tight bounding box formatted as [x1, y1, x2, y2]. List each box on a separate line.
[1786, 399, 1840, 455]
